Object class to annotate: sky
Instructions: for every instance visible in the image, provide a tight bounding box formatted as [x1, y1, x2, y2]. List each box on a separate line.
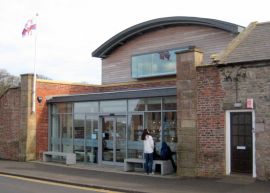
[0, 0, 269, 85]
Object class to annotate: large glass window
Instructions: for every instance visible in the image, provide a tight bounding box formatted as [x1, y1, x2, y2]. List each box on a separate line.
[163, 97, 177, 110]
[51, 114, 60, 152]
[74, 114, 85, 161]
[146, 98, 161, 111]
[100, 100, 127, 113]
[127, 114, 144, 159]
[86, 115, 98, 163]
[162, 112, 177, 144]
[50, 96, 177, 168]
[132, 47, 188, 78]
[145, 112, 161, 143]
[162, 111, 177, 169]
[52, 103, 72, 114]
[128, 99, 145, 112]
[61, 114, 73, 153]
[74, 102, 98, 113]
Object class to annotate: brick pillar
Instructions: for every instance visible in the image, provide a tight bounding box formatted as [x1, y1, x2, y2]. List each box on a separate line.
[19, 74, 36, 161]
[176, 47, 203, 176]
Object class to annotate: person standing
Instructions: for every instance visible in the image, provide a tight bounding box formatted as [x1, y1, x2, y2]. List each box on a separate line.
[141, 129, 154, 175]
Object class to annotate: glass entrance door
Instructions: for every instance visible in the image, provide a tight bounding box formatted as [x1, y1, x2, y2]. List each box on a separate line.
[101, 116, 126, 164]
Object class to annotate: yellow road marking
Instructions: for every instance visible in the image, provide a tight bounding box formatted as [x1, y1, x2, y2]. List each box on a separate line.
[0, 174, 122, 193]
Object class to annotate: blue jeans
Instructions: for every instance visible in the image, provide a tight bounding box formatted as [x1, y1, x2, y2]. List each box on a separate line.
[144, 153, 153, 174]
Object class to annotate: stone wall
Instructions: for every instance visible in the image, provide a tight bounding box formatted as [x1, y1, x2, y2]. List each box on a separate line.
[220, 63, 270, 180]
[176, 48, 203, 176]
[0, 88, 20, 160]
[176, 52, 270, 179]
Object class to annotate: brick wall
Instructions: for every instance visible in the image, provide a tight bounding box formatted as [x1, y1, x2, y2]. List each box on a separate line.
[35, 80, 98, 159]
[197, 66, 225, 176]
[0, 88, 20, 160]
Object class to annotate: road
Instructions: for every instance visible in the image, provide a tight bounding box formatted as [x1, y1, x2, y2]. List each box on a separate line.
[0, 174, 122, 193]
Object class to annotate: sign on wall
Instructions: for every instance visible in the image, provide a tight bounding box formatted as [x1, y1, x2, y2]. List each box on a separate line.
[246, 98, 254, 109]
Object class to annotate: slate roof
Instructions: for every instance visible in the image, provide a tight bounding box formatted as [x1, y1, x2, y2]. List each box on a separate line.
[216, 22, 270, 64]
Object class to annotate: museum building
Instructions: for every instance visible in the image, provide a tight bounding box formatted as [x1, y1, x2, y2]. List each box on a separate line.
[1, 17, 270, 180]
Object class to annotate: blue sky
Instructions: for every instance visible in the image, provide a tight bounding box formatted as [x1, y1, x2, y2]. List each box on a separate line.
[0, 0, 269, 84]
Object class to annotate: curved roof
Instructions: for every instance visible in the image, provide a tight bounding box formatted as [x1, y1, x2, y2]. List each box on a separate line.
[92, 16, 244, 58]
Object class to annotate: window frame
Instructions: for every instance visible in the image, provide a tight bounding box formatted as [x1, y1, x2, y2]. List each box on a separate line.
[131, 46, 189, 79]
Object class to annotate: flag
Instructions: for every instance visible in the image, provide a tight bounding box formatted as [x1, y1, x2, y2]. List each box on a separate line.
[22, 19, 37, 37]
[159, 51, 170, 60]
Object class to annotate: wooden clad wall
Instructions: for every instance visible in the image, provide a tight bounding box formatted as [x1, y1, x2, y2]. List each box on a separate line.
[102, 25, 236, 84]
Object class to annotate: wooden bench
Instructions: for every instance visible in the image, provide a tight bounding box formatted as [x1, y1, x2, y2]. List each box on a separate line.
[43, 151, 76, 165]
[124, 158, 174, 175]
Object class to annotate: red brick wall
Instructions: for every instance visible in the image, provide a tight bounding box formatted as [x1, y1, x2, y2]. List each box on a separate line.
[36, 80, 98, 159]
[0, 88, 20, 160]
[196, 66, 225, 176]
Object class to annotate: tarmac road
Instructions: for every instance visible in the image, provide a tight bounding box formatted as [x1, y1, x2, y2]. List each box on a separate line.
[0, 174, 123, 193]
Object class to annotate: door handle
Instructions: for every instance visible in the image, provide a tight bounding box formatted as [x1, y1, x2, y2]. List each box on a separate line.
[236, 146, 246, 150]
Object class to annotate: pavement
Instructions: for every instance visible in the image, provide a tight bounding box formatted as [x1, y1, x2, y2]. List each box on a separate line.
[0, 160, 270, 193]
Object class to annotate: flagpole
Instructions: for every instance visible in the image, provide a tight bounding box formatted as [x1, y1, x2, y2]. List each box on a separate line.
[32, 13, 38, 113]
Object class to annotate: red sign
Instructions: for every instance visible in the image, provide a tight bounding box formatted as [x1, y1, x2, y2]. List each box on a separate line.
[246, 98, 253, 109]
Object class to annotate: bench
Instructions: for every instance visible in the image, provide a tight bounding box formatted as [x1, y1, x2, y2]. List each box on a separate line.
[124, 158, 174, 175]
[43, 151, 76, 165]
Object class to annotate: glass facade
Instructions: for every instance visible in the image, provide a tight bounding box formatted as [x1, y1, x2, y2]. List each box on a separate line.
[131, 47, 188, 78]
[50, 96, 177, 166]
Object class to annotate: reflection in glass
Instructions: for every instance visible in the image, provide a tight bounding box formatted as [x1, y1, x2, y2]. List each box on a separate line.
[146, 98, 161, 111]
[116, 117, 126, 162]
[73, 114, 85, 162]
[132, 47, 187, 78]
[128, 99, 145, 112]
[101, 116, 126, 163]
[52, 103, 72, 114]
[162, 112, 177, 168]
[74, 102, 98, 114]
[163, 97, 177, 110]
[162, 112, 177, 144]
[145, 112, 161, 144]
[127, 114, 144, 159]
[51, 114, 60, 152]
[86, 115, 98, 163]
[61, 114, 73, 153]
[102, 117, 114, 162]
[100, 100, 127, 113]
[137, 54, 152, 77]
